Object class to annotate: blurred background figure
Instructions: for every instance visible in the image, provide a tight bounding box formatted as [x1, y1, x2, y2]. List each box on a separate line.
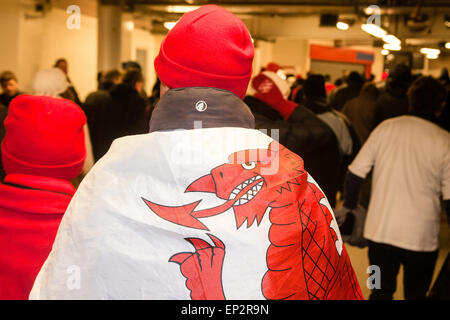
[437, 67, 450, 132]
[0, 103, 6, 180]
[32, 68, 72, 100]
[88, 68, 148, 162]
[330, 71, 365, 111]
[373, 64, 412, 129]
[0, 71, 23, 107]
[83, 69, 122, 153]
[245, 67, 341, 207]
[324, 74, 336, 95]
[54, 58, 82, 106]
[0, 95, 86, 299]
[341, 76, 449, 300]
[342, 83, 380, 146]
[289, 74, 305, 104]
[148, 76, 161, 119]
[301, 74, 360, 199]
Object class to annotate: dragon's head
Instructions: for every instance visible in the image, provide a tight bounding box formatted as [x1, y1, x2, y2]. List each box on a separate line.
[143, 141, 306, 231]
[185, 141, 306, 229]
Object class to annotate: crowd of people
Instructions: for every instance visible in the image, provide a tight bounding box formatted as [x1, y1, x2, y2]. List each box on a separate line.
[0, 4, 449, 301]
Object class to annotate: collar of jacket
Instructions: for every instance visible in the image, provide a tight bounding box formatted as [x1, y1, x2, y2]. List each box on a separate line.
[149, 87, 255, 133]
[303, 96, 330, 115]
[0, 174, 75, 214]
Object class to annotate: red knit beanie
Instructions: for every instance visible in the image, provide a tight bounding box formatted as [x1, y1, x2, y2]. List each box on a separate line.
[154, 5, 254, 99]
[1, 95, 86, 180]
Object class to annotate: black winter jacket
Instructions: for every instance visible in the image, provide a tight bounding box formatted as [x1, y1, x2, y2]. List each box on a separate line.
[244, 95, 341, 207]
[83, 84, 147, 162]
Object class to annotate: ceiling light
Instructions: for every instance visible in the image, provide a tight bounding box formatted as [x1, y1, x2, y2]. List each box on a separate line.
[364, 6, 380, 16]
[381, 49, 389, 55]
[124, 21, 134, 31]
[163, 21, 177, 30]
[383, 43, 401, 51]
[426, 53, 439, 59]
[167, 5, 200, 13]
[361, 24, 387, 38]
[336, 22, 349, 30]
[383, 34, 401, 45]
[445, 42, 450, 49]
[420, 48, 440, 55]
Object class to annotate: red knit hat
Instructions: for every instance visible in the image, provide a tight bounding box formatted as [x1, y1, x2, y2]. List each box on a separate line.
[154, 5, 254, 99]
[252, 72, 298, 119]
[1, 95, 86, 180]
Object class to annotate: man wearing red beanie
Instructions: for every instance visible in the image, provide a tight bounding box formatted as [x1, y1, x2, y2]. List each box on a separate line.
[0, 95, 86, 299]
[30, 5, 362, 300]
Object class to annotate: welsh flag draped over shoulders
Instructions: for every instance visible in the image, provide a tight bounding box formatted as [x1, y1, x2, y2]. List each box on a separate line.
[30, 127, 363, 300]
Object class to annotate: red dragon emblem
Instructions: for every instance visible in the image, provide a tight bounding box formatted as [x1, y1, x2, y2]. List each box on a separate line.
[142, 141, 363, 300]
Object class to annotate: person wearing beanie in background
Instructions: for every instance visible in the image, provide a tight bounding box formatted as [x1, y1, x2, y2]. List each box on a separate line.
[30, 5, 362, 300]
[0, 95, 86, 299]
[31, 68, 94, 182]
[244, 70, 342, 207]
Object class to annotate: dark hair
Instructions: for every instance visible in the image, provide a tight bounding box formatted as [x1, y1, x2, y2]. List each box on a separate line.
[360, 83, 379, 99]
[101, 69, 121, 84]
[54, 58, 67, 67]
[0, 71, 17, 85]
[407, 76, 447, 118]
[303, 74, 326, 98]
[122, 69, 144, 88]
[346, 71, 364, 85]
[121, 61, 142, 71]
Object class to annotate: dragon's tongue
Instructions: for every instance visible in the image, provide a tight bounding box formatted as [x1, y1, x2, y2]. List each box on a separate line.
[191, 199, 235, 218]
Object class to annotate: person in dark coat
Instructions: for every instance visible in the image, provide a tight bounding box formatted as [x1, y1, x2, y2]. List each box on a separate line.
[245, 70, 341, 207]
[372, 64, 412, 129]
[0, 71, 23, 107]
[342, 83, 380, 145]
[89, 69, 148, 162]
[301, 74, 360, 199]
[330, 71, 365, 111]
[83, 69, 122, 148]
[436, 67, 450, 132]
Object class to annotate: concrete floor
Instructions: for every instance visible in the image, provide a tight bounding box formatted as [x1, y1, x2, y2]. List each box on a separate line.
[345, 218, 450, 300]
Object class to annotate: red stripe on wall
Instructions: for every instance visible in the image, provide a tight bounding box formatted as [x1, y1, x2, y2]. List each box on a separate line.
[310, 44, 374, 65]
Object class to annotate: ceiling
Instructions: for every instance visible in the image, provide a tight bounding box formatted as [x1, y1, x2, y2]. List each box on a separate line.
[103, 0, 450, 15]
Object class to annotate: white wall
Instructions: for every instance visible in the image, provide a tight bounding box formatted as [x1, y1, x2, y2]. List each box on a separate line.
[132, 29, 164, 93]
[37, 7, 98, 101]
[0, 0, 21, 79]
[3, 4, 165, 102]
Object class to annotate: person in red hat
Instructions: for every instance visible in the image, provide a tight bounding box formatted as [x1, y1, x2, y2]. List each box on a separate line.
[0, 95, 86, 299]
[30, 5, 362, 300]
[244, 70, 342, 207]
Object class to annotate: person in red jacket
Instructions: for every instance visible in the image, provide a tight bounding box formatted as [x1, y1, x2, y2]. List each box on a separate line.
[0, 95, 86, 299]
